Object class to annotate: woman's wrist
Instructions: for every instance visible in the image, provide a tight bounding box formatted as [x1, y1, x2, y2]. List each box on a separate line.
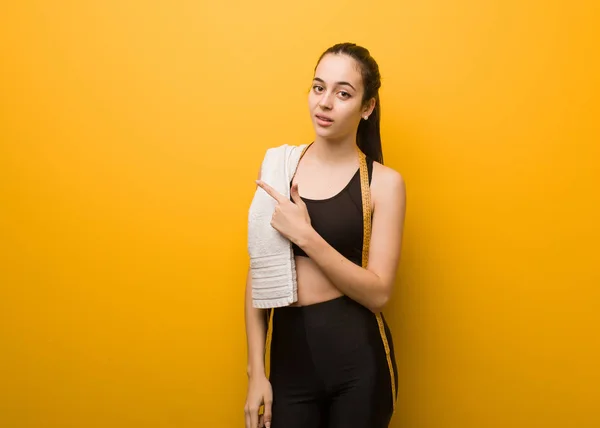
[247, 363, 266, 379]
[293, 224, 317, 249]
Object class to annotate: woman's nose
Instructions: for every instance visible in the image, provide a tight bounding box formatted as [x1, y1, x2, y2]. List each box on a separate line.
[318, 92, 333, 110]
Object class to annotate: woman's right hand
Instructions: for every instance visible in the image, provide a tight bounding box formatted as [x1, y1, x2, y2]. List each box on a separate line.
[244, 374, 273, 428]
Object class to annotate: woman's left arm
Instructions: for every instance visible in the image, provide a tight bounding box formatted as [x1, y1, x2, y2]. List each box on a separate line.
[256, 165, 406, 313]
[298, 167, 406, 312]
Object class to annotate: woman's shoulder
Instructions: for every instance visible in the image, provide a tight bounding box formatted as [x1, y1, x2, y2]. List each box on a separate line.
[372, 160, 405, 188]
[371, 160, 406, 202]
[256, 143, 310, 179]
[259, 143, 309, 162]
[263, 143, 309, 154]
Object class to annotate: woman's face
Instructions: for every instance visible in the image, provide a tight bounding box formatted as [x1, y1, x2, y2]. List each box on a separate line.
[308, 53, 374, 141]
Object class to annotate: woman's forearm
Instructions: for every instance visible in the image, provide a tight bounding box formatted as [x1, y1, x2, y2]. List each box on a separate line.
[296, 228, 390, 312]
[244, 267, 267, 378]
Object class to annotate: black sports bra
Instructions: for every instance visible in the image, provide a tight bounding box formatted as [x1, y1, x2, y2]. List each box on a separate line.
[291, 157, 374, 266]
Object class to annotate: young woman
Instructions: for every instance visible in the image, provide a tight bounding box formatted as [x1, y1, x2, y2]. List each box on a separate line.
[244, 42, 406, 428]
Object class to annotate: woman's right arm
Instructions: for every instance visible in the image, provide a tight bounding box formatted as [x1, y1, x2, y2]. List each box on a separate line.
[244, 268, 273, 428]
[244, 267, 267, 378]
[244, 167, 273, 428]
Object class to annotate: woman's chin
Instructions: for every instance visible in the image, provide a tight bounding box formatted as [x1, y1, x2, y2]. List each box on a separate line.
[314, 126, 337, 139]
[313, 128, 352, 144]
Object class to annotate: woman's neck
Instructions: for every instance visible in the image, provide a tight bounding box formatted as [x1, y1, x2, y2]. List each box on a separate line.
[309, 135, 358, 165]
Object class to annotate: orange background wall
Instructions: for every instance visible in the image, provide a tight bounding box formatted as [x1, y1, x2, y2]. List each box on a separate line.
[1, 1, 598, 427]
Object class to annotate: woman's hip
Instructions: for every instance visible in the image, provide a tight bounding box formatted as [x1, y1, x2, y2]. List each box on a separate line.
[269, 295, 397, 392]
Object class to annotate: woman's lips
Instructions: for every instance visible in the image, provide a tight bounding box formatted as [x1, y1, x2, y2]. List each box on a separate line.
[315, 114, 334, 127]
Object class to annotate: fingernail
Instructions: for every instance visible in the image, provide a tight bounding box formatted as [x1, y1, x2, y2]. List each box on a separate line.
[265, 423, 270, 428]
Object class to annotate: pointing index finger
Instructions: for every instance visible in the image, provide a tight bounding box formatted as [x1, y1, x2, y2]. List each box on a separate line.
[256, 180, 285, 203]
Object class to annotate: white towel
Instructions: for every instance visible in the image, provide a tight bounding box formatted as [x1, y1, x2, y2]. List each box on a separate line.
[248, 143, 308, 309]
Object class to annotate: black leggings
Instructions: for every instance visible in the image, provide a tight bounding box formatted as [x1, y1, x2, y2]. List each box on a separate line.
[268, 295, 398, 428]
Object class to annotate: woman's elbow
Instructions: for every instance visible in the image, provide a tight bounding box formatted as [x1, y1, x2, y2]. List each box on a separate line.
[366, 289, 392, 314]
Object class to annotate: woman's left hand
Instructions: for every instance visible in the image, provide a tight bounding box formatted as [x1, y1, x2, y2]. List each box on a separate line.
[256, 180, 312, 245]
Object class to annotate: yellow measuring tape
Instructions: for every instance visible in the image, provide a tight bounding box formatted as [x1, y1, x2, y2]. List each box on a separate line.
[358, 149, 397, 413]
[261, 146, 397, 414]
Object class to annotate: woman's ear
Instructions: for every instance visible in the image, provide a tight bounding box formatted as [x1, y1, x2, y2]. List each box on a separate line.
[362, 98, 376, 118]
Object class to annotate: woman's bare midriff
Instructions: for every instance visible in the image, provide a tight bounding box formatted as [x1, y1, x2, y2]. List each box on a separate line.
[289, 256, 343, 306]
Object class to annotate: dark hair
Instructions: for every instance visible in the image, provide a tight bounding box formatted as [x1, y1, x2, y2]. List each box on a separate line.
[316, 42, 384, 164]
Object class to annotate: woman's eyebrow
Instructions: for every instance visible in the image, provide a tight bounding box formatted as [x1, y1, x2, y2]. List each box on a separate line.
[313, 77, 356, 91]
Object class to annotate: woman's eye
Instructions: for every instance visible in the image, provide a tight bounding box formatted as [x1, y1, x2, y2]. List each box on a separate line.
[313, 85, 324, 92]
[339, 91, 351, 99]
